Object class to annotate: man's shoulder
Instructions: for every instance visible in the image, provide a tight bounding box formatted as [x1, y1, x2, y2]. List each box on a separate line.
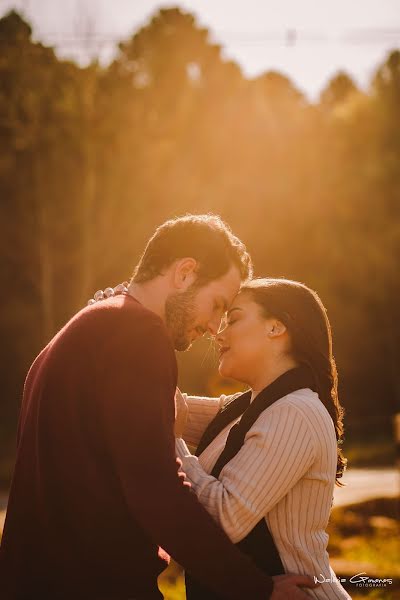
[56, 295, 172, 354]
[94, 296, 169, 338]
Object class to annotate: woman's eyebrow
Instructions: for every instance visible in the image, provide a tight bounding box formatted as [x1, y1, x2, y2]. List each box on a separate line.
[227, 307, 243, 316]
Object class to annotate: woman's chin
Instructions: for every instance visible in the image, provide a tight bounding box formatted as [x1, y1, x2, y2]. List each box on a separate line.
[218, 359, 234, 379]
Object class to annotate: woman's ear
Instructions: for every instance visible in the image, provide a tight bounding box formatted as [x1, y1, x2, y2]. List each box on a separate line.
[267, 319, 287, 338]
[173, 257, 198, 290]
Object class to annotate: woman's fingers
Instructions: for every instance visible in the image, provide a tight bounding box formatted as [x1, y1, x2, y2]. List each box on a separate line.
[271, 574, 320, 599]
[174, 388, 189, 437]
[286, 574, 319, 588]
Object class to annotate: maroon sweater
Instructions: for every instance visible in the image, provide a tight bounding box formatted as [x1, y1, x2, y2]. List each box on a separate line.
[0, 295, 273, 599]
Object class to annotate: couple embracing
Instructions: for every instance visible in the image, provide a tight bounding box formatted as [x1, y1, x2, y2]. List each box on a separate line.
[0, 214, 350, 599]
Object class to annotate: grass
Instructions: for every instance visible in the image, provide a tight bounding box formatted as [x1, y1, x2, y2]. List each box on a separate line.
[327, 496, 400, 599]
[327, 497, 399, 574]
[158, 562, 185, 600]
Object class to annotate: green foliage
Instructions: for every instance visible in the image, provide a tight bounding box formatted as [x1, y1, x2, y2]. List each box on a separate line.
[0, 8, 399, 466]
[158, 561, 185, 600]
[327, 498, 400, 598]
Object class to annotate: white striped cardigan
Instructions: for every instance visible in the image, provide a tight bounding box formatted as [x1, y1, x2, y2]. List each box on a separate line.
[175, 388, 351, 600]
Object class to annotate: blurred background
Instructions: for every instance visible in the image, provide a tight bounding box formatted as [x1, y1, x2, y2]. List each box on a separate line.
[0, 0, 399, 597]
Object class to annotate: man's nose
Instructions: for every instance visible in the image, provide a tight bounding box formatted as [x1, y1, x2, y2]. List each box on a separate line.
[207, 315, 222, 337]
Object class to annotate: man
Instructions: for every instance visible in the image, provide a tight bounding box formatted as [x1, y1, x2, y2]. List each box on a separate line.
[0, 214, 317, 599]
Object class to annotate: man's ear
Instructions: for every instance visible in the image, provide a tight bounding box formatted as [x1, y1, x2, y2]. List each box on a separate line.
[173, 258, 198, 290]
[267, 319, 287, 338]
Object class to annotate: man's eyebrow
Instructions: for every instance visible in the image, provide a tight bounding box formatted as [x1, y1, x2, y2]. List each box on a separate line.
[227, 307, 242, 316]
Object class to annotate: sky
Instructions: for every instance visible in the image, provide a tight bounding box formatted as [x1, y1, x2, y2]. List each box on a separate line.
[1, 0, 399, 99]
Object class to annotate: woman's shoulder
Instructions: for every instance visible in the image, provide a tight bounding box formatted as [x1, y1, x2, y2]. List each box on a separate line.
[279, 387, 321, 405]
[259, 389, 337, 455]
[270, 388, 335, 428]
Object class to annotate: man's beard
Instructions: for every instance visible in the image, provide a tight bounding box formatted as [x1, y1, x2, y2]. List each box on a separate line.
[165, 287, 199, 351]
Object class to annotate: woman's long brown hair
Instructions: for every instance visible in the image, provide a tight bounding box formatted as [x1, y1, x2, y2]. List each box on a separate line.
[240, 278, 347, 485]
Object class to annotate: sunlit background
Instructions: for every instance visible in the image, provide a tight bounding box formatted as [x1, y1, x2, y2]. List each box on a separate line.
[0, 1, 399, 598]
[1, 0, 400, 98]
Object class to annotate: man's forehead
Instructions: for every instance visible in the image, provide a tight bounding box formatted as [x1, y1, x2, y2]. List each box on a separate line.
[215, 276, 241, 305]
[227, 289, 248, 311]
[220, 265, 242, 290]
[204, 265, 241, 304]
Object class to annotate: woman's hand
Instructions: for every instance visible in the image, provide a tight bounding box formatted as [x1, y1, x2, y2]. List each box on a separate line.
[271, 574, 320, 599]
[174, 388, 189, 438]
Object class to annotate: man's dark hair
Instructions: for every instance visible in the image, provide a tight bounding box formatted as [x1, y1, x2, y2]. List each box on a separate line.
[131, 214, 253, 285]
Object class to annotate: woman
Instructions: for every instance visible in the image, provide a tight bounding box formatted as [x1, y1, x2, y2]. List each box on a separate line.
[175, 278, 350, 600]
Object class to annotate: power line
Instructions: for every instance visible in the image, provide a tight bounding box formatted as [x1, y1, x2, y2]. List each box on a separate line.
[1, 27, 400, 45]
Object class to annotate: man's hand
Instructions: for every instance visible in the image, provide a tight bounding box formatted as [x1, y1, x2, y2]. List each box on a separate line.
[271, 573, 319, 599]
[174, 388, 188, 438]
